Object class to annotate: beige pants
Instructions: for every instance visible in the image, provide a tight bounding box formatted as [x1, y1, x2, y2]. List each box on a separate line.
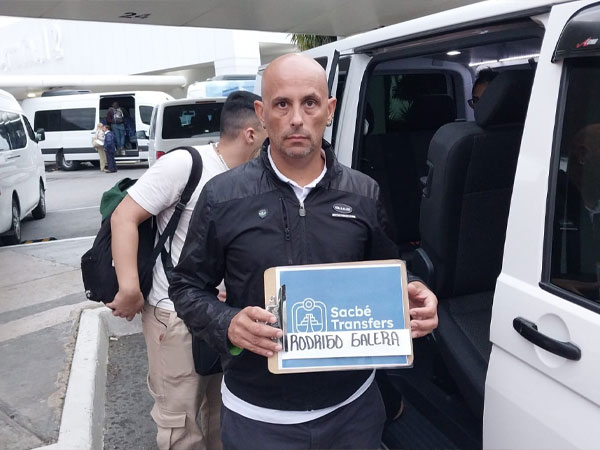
[94, 144, 107, 171]
[142, 304, 223, 450]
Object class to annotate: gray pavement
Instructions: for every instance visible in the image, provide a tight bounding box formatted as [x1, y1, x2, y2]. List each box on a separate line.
[104, 333, 156, 450]
[0, 162, 156, 449]
[0, 237, 157, 450]
[0, 237, 95, 448]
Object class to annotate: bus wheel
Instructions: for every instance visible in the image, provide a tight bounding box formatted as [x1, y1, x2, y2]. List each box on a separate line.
[56, 150, 81, 171]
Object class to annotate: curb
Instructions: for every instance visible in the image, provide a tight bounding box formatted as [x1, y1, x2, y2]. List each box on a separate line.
[34, 307, 142, 450]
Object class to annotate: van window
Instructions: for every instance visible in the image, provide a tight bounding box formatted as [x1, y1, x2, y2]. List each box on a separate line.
[162, 103, 222, 139]
[149, 107, 158, 139]
[331, 57, 350, 148]
[34, 110, 61, 132]
[22, 115, 36, 141]
[139, 106, 153, 125]
[549, 59, 600, 305]
[0, 112, 27, 150]
[34, 108, 95, 131]
[61, 108, 95, 131]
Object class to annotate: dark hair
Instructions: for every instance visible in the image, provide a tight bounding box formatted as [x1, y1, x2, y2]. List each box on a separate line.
[220, 90, 262, 140]
[474, 68, 498, 87]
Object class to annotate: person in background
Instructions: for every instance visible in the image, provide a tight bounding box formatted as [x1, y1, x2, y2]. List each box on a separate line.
[103, 123, 117, 173]
[468, 68, 497, 109]
[108, 91, 267, 450]
[92, 122, 107, 172]
[109, 101, 126, 152]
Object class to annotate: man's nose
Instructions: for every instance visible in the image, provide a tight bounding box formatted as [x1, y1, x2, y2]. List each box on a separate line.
[290, 105, 304, 128]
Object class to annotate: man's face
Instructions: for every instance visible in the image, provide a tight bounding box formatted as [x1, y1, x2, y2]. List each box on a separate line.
[256, 57, 336, 160]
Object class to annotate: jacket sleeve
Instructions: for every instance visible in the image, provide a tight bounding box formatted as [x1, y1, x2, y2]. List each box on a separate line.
[368, 184, 423, 285]
[169, 183, 241, 353]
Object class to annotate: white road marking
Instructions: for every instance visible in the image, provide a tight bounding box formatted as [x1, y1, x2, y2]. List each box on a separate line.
[51, 205, 99, 213]
[0, 301, 100, 343]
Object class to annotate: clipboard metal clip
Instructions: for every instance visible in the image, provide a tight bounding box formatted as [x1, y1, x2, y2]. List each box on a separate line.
[266, 284, 287, 352]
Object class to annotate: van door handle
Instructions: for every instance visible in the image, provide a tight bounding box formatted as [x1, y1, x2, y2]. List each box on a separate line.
[7, 154, 20, 160]
[513, 317, 581, 361]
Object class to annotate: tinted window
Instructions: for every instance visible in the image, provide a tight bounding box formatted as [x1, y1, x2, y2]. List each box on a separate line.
[149, 106, 158, 139]
[0, 112, 10, 151]
[34, 108, 95, 131]
[549, 59, 600, 304]
[331, 57, 350, 147]
[61, 108, 95, 131]
[23, 115, 36, 141]
[35, 110, 61, 132]
[0, 112, 27, 150]
[162, 103, 222, 140]
[139, 105, 153, 125]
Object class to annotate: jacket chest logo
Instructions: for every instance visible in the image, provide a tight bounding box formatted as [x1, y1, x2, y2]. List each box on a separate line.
[258, 208, 268, 219]
[332, 203, 352, 214]
[332, 203, 356, 219]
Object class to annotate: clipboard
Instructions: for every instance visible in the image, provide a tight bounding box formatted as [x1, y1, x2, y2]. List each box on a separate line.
[264, 259, 413, 374]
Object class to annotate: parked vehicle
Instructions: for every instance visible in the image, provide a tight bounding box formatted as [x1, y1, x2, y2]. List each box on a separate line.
[0, 89, 46, 245]
[256, 0, 600, 447]
[148, 97, 225, 166]
[186, 74, 255, 99]
[21, 91, 173, 171]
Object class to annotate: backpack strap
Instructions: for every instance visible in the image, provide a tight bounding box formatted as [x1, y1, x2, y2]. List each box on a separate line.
[147, 147, 203, 275]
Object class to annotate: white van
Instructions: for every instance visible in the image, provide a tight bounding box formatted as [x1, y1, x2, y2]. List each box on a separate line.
[186, 74, 255, 99]
[0, 89, 46, 245]
[21, 91, 173, 171]
[147, 97, 224, 166]
[258, 0, 600, 447]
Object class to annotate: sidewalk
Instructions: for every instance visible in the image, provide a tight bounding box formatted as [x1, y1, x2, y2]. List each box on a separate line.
[0, 237, 154, 450]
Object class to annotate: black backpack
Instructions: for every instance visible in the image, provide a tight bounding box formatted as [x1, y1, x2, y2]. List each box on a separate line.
[81, 146, 202, 303]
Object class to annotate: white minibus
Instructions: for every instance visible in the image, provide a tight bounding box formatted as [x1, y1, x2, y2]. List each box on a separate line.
[0, 89, 46, 245]
[21, 91, 173, 170]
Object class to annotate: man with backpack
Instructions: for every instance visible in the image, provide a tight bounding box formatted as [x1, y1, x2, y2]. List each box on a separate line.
[108, 91, 267, 450]
[108, 101, 126, 152]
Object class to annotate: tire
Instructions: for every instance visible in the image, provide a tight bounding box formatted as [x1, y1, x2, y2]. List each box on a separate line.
[4, 200, 21, 245]
[56, 150, 81, 171]
[31, 182, 46, 220]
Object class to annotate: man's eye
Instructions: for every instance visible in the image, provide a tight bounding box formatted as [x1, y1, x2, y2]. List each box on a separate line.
[277, 101, 287, 108]
[306, 100, 316, 107]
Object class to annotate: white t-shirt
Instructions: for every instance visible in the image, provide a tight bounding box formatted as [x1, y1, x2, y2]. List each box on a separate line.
[222, 146, 375, 424]
[127, 144, 227, 311]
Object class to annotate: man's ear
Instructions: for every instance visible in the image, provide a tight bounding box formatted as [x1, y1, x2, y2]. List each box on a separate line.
[243, 127, 255, 145]
[327, 97, 337, 125]
[254, 100, 264, 126]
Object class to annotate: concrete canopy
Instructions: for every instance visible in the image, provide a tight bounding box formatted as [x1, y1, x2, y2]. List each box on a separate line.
[0, 0, 483, 36]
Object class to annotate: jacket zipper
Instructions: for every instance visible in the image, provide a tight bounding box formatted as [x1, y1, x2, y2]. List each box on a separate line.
[280, 197, 293, 264]
[298, 201, 308, 262]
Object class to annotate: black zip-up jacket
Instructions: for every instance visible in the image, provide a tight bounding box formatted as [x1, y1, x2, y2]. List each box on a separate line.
[170, 139, 416, 411]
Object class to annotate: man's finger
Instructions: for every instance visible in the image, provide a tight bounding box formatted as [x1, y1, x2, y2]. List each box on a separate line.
[245, 306, 277, 323]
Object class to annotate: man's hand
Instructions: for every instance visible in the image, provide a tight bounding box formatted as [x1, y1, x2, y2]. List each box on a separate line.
[228, 306, 283, 357]
[407, 281, 439, 338]
[106, 288, 144, 321]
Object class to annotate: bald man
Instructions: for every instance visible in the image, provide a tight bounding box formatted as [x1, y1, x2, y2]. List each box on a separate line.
[170, 53, 438, 449]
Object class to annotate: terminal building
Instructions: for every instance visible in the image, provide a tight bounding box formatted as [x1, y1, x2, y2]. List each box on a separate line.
[0, 16, 297, 100]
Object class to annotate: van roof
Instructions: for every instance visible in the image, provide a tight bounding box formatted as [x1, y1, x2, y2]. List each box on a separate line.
[160, 97, 226, 107]
[0, 89, 23, 113]
[304, 0, 568, 56]
[21, 90, 173, 105]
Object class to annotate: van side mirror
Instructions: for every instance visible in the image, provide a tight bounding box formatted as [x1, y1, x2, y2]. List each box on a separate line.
[35, 128, 46, 142]
[136, 130, 149, 140]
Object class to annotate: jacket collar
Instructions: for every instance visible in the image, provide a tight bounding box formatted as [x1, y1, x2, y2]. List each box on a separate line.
[259, 138, 342, 188]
